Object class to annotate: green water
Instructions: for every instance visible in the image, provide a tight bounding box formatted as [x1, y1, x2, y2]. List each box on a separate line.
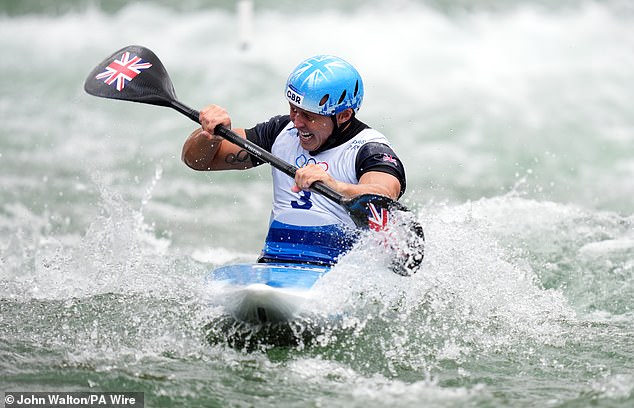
[1, 0, 633, 406]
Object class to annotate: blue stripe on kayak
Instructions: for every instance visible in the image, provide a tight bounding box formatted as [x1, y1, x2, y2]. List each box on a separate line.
[266, 222, 356, 247]
[260, 221, 356, 265]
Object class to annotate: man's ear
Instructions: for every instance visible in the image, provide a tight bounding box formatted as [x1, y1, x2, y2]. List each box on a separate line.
[336, 108, 354, 125]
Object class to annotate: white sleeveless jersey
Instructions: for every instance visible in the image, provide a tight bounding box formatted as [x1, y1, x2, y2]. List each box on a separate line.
[269, 122, 393, 227]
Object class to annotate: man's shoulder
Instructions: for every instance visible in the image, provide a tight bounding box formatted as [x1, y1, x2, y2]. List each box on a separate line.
[246, 115, 292, 148]
[253, 115, 292, 134]
[245, 115, 293, 165]
[344, 127, 391, 151]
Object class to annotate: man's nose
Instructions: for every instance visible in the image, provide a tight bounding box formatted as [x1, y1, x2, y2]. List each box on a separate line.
[291, 114, 306, 128]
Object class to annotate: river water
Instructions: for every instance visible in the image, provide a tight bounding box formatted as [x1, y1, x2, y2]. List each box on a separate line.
[1, 0, 633, 407]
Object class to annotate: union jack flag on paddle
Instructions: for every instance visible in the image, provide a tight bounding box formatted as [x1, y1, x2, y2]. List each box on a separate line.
[367, 202, 389, 231]
[95, 51, 152, 91]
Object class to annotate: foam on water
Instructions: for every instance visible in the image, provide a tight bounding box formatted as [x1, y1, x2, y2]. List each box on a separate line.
[1, 171, 177, 301]
[1, 1, 633, 406]
[286, 200, 572, 367]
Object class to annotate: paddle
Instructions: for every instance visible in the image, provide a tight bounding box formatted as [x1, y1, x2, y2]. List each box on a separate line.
[84, 45, 424, 275]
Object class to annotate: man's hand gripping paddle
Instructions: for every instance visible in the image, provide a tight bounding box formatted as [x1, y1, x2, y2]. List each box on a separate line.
[84, 45, 425, 275]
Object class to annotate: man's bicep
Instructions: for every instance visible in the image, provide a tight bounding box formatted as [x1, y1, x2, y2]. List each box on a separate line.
[355, 142, 407, 197]
[358, 171, 402, 200]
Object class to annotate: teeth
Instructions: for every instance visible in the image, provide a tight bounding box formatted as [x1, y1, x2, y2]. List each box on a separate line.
[299, 131, 312, 138]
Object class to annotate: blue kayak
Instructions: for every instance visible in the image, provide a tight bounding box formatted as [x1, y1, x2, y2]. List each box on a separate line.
[204, 210, 354, 324]
[208, 262, 330, 289]
[205, 263, 331, 324]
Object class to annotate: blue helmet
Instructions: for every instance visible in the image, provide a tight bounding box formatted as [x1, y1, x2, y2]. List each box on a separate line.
[285, 55, 364, 116]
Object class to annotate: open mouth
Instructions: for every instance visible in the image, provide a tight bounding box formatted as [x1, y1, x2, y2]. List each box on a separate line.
[298, 131, 313, 139]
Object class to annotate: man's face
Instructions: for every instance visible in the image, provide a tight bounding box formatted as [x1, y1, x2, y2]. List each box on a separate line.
[289, 104, 334, 151]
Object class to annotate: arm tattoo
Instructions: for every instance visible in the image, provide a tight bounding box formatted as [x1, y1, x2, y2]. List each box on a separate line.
[224, 149, 250, 164]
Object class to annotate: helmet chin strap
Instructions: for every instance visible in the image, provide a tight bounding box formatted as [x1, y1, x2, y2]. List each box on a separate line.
[331, 115, 340, 132]
[331, 111, 355, 135]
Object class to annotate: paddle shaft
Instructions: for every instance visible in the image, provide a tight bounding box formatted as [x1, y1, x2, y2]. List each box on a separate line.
[170, 99, 346, 205]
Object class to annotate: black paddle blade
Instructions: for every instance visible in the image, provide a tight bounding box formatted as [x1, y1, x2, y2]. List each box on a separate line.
[345, 194, 425, 276]
[84, 45, 177, 107]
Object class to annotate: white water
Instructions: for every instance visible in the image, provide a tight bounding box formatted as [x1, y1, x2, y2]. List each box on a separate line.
[1, 1, 633, 406]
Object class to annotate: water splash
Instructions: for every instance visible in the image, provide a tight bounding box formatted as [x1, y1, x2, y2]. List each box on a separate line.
[0, 168, 181, 300]
[201, 197, 594, 380]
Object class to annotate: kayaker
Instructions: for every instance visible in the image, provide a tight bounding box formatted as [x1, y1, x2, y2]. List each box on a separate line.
[182, 55, 407, 264]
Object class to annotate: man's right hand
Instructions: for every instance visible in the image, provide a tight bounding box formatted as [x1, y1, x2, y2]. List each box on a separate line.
[199, 104, 232, 135]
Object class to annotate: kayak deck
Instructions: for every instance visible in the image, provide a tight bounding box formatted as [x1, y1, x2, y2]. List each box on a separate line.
[208, 262, 330, 289]
[205, 263, 330, 324]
